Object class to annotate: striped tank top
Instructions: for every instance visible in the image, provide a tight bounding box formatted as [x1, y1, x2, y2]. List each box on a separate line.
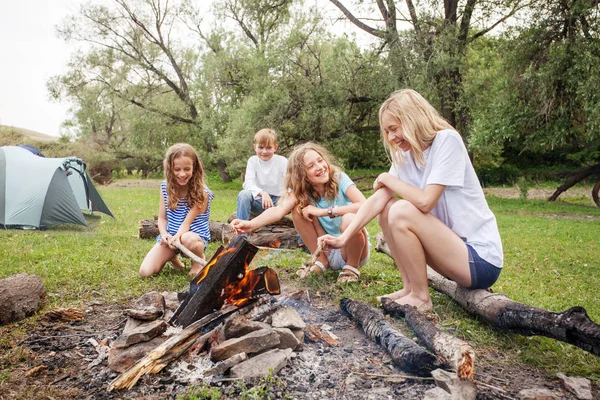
[156, 180, 214, 243]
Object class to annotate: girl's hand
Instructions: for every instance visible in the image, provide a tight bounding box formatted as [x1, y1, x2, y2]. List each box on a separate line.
[231, 219, 255, 234]
[261, 192, 274, 209]
[160, 233, 174, 249]
[169, 232, 182, 247]
[318, 234, 347, 249]
[373, 173, 388, 191]
[301, 205, 321, 222]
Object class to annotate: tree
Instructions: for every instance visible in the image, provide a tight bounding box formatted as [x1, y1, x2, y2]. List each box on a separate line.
[328, 0, 531, 138]
[467, 0, 600, 204]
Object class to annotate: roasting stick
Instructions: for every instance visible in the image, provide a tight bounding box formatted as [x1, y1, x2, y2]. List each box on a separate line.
[171, 241, 208, 268]
[304, 240, 326, 268]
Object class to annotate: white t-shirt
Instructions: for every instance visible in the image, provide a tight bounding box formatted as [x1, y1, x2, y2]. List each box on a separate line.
[389, 129, 503, 268]
[243, 154, 288, 199]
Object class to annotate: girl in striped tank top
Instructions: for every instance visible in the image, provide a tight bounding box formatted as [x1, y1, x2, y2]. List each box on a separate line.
[140, 143, 214, 277]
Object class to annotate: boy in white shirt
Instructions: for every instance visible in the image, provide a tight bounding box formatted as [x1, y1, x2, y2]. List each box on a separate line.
[236, 129, 288, 221]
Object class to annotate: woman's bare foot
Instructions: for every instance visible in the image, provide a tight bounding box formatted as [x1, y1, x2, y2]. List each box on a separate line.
[376, 287, 411, 303]
[394, 293, 433, 312]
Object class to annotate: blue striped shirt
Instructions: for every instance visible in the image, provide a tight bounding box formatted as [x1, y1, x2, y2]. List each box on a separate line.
[156, 180, 214, 243]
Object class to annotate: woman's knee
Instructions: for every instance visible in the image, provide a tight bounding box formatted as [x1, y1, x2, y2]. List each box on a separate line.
[388, 200, 420, 225]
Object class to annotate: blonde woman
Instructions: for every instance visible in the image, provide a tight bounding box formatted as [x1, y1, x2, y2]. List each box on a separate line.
[319, 89, 503, 310]
[231, 142, 369, 283]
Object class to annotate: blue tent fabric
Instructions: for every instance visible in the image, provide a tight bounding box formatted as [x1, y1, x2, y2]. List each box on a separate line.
[0, 146, 113, 229]
[17, 144, 45, 157]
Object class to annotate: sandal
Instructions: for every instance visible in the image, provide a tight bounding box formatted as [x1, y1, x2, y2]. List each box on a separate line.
[337, 265, 360, 283]
[296, 260, 326, 278]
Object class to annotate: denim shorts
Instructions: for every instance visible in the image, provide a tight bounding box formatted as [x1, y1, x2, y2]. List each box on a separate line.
[466, 244, 501, 289]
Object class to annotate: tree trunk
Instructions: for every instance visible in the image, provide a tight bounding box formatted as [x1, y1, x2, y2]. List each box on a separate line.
[0, 274, 46, 325]
[138, 219, 300, 249]
[592, 177, 600, 207]
[216, 158, 232, 183]
[339, 298, 438, 376]
[548, 162, 600, 203]
[374, 232, 600, 356]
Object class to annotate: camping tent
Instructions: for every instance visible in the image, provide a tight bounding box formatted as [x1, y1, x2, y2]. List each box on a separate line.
[0, 146, 114, 229]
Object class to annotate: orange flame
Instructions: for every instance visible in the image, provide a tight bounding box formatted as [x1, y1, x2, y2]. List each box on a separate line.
[222, 268, 262, 307]
[268, 238, 281, 248]
[193, 247, 237, 284]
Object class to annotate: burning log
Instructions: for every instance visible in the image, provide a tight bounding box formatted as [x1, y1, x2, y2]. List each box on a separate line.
[340, 298, 438, 376]
[138, 218, 300, 249]
[381, 300, 475, 379]
[374, 232, 600, 356]
[170, 236, 281, 328]
[108, 304, 242, 391]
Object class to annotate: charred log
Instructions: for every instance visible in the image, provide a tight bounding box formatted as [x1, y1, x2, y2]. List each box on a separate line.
[170, 236, 258, 328]
[375, 232, 600, 356]
[340, 298, 438, 376]
[381, 300, 475, 379]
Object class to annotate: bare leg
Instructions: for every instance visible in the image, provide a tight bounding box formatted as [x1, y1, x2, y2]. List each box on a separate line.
[181, 232, 206, 276]
[291, 207, 329, 268]
[339, 213, 368, 266]
[376, 197, 412, 301]
[169, 255, 185, 270]
[140, 243, 176, 277]
[385, 200, 470, 311]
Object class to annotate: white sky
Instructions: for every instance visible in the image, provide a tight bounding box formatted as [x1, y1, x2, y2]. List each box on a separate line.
[0, 0, 85, 137]
[0, 0, 378, 138]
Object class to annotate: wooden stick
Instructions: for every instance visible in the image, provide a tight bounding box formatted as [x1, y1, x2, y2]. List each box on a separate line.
[171, 241, 208, 268]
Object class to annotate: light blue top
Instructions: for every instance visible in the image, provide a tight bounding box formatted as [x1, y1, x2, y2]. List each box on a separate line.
[156, 180, 214, 243]
[312, 172, 355, 237]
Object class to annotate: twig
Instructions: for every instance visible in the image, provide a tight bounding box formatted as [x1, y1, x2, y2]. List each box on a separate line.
[304, 241, 326, 268]
[171, 241, 208, 268]
[349, 371, 434, 382]
[19, 333, 99, 345]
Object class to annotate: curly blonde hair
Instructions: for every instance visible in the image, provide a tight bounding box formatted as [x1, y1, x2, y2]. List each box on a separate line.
[163, 143, 206, 210]
[284, 142, 340, 212]
[379, 89, 453, 166]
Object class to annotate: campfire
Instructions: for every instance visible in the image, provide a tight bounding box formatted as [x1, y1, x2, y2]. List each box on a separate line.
[107, 236, 304, 391]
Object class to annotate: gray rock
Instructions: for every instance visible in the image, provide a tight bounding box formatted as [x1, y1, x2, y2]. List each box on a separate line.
[229, 348, 293, 379]
[270, 306, 306, 329]
[517, 388, 560, 400]
[111, 319, 168, 349]
[557, 373, 593, 400]
[273, 327, 301, 350]
[211, 328, 280, 362]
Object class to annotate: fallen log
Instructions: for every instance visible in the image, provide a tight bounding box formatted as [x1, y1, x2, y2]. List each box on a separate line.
[381, 300, 475, 379]
[138, 218, 300, 249]
[0, 273, 46, 325]
[340, 298, 438, 376]
[374, 232, 600, 356]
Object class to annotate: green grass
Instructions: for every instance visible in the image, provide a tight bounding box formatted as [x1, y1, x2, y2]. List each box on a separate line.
[1, 175, 599, 383]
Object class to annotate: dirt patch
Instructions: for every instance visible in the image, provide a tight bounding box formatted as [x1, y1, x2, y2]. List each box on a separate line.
[2, 286, 594, 400]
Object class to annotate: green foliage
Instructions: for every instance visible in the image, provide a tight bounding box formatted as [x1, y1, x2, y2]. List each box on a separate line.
[178, 383, 223, 400]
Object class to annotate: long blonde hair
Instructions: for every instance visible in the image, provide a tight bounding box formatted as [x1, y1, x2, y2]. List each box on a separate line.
[379, 89, 453, 166]
[284, 142, 340, 211]
[163, 143, 206, 210]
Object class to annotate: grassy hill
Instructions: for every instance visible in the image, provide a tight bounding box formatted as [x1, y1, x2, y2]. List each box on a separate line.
[0, 125, 59, 144]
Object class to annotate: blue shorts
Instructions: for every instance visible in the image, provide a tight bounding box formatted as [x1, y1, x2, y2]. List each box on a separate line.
[466, 244, 501, 289]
